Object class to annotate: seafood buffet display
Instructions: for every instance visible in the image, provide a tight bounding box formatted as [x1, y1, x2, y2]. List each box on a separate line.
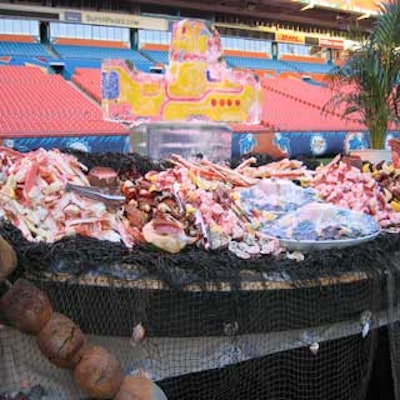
[1, 146, 400, 259]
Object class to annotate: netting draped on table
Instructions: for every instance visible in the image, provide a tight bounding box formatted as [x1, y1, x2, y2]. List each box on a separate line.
[385, 250, 400, 400]
[0, 150, 399, 400]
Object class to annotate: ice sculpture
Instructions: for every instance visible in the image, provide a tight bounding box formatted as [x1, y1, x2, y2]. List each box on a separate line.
[102, 19, 262, 124]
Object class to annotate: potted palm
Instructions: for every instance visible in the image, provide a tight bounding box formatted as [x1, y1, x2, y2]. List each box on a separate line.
[324, 0, 400, 161]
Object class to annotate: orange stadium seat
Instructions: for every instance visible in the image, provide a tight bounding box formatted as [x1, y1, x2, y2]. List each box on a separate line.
[0, 66, 126, 137]
[223, 49, 271, 59]
[0, 34, 36, 43]
[54, 38, 129, 48]
[280, 54, 326, 64]
[72, 68, 102, 102]
[261, 77, 365, 131]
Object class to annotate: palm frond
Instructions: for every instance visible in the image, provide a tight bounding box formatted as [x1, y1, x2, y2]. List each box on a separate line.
[374, 0, 400, 51]
[324, 0, 400, 148]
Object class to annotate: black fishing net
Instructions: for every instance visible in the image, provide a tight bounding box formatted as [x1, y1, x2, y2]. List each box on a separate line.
[0, 152, 398, 400]
[385, 248, 400, 400]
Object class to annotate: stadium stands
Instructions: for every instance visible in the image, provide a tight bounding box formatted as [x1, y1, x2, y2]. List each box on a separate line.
[225, 56, 284, 72]
[0, 42, 50, 57]
[140, 44, 169, 65]
[0, 66, 126, 136]
[278, 58, 334, 74]
[139, 49, 333, 75]
[53, 38, 128, 48]
[140, 49, 169, 65]
[52, 44, 143, 60]
[225, 55, 334, 74]
[261, 77, 364, 131]
[52, 44, 153, 72]
[72, 68, 101, 102]
[262, 86, 364, 131]
[0, 30, 363, 154]
[0, 34, 36, 43]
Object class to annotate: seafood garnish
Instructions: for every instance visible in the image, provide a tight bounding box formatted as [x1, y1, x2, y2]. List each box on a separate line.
[309, 157, 400, 228]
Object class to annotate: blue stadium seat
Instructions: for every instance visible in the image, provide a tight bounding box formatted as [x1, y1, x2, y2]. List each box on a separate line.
[62, 59, 152, 75]
[278, 59, 334, 74]
[52, 45, 151, 63]
[140, 50, 169, 64]
[224, 55, 334, 74]
[0, 42, 50, 57]
[224, 56, 287, 72]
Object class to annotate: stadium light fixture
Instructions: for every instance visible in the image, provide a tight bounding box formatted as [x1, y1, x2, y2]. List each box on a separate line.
[300, 3, 315, 11]
[357, 13, 371, 20]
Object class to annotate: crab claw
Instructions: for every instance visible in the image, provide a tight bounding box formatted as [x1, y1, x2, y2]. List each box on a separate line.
[142, 219, 188, 254]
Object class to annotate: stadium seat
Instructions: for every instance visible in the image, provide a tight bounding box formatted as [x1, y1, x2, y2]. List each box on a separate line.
[261, 77, 365, 131]
[72, 68, 101, 102]
[0, 42, 51, 57]
[0, 65, 127, 137]
[140, 50, 169, 65]
[52, 44, 150, 62]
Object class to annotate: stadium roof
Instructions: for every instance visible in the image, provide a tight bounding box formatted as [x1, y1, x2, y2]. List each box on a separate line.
[1, 0, 376, 32]
[133, 0, 376, 30]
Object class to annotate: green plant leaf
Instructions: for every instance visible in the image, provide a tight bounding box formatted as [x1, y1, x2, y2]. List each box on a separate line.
[325, 0, 400, 149]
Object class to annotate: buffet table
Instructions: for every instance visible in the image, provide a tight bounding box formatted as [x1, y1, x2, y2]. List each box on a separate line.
[2, 227, 400, 400]
[1, 147, 400, 399]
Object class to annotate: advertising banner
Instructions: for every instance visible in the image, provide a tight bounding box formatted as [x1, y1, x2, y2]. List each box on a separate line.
[63, 10, 168, 31]
[275, 32, 305, 45]
[319, 38, 345, 50]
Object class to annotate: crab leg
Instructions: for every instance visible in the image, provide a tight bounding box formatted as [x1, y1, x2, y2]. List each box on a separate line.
[234, 157, 257, 172]
[200, 159, 256, 186]
[169, 154, 225, 180]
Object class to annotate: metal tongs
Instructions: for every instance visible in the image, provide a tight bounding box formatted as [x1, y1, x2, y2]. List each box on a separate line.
[65, 183, 125, 204]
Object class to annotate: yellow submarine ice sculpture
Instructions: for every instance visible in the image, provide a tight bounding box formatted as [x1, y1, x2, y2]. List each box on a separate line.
[102, 19, 262, 124]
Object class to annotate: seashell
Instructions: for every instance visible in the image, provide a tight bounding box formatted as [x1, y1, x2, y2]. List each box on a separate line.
[244, 235, 257, 246]
[360, 310, 372, 338]
[142, 219, 188, 254]
[223, 321, 239, 336]
[286, 251, 305, 262]
[362, 321, 370, 338]
[238, 242, 250, 252]
[234, 249, 251, 260]
[130, 323, 146, 347]
[246, 244, 261, 255]
[309, 342, 319, 356]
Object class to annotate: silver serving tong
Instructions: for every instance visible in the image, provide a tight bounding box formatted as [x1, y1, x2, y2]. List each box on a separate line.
[65, 183, 125, 204]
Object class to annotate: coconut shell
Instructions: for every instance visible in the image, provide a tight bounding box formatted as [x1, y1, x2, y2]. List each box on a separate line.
[74, 346, 124, 399]
[37, 313, 86, 369]
[0, 236, 17, 283]
[114, 376, 168, 400]
[0, 279, 52, 335]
